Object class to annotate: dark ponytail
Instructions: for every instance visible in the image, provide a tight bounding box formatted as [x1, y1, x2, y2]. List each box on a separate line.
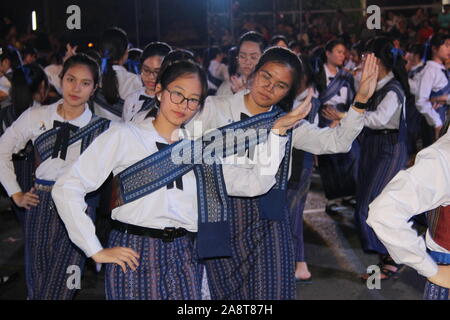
[99, 27, 129, 105]
[10, 63, 48, 116]
[365, 36, 412, 106]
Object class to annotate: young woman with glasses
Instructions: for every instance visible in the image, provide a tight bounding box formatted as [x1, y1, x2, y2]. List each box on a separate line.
[51, 58, 307, 300]
[122, 42, 172, 122]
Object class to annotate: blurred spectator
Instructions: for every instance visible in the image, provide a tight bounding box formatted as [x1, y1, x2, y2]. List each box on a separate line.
[410, 8, 427, 30]
[438, 5, 450, 29]
[417, 20, 434, 44]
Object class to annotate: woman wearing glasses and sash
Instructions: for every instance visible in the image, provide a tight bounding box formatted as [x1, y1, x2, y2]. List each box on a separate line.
[192, 47, 378, 299]
[52, 59, 308, 300]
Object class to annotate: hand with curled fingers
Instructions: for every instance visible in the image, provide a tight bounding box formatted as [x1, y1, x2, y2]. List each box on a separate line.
[322, 105, 346, 121]
[354, 53, 379, 105]
[92, 247, 140, 273]
[12, 188, 40, 210]
[230, 75, 247, 94]
[430, 95, 448, 105]
[272, 88, 313, 136]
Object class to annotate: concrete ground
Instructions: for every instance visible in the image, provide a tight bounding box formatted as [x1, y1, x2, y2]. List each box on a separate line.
[0, 173, 425, 300]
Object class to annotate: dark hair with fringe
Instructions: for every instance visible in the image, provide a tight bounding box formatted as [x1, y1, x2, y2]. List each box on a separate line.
[252, 47, 303, 112]
[156, 60, 208, 111]
[311, 39, 347, 94]
[424, 34, 450, 61]
[141, 42, 171, 65]
[0, 45, 22, 70]
[158, 49, 196, 80]
[270, 35, 289, 48]
[10, 63, 48, 116]
[238, 31, 267, 54]
[99, 27, 129, 104]
[60, 53, 101, 88]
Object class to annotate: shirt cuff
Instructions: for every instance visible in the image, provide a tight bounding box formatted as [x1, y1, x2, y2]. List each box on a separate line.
[415, 255, 439, 278]
[5, 182, 22, 197]
[85, 239, 104, 258]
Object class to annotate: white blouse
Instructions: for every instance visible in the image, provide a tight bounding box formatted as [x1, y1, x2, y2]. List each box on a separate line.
[368, 130, 450, 278]
[0, 100, 93, 196]
[415, 61, 449, 128]
[52, 118, 288, 257]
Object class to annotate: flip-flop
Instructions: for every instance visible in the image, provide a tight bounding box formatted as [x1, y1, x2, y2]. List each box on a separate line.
[295, 277, 313, 285]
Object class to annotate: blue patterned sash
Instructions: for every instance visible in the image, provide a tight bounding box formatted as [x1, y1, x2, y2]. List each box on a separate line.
[430, 80, 450, 98]
[93, 89, 125, 118]
[110, 106, 291, 258]
[34, 116, 111, 166]
[319, 69, 355, 106]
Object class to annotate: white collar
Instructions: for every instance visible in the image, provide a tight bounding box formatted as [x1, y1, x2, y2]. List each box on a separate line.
[112, 65, 127, 72]
[324, 64, 339, 78]
[411, 62, 424, 71]
[52, 99, 92, 127]
[427, 60, 445, 70]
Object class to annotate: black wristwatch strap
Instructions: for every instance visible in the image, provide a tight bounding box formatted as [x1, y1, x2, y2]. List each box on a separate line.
[353, 101, 368, 109]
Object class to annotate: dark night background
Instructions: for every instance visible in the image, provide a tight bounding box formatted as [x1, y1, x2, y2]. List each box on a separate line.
[0, 0, 442, 47]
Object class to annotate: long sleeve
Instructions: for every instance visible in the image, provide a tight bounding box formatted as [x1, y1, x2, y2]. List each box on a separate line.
[52, 124, 129, 257]
[292, 107, 364, 154]
[367, 133, 450, 278]
[0, 109, 34, 196]
[223, 131, 288, 197]
[363, 91, 402, 129]
[415, 69, 442, 128]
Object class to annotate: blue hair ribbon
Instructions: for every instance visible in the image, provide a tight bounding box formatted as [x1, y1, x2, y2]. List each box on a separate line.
[422, 35, 433, 63]
[101, 50, 110, 74]
[390, 47, 404, 66]
[21, 65, 32, 85]
[126, 59, 140, 75]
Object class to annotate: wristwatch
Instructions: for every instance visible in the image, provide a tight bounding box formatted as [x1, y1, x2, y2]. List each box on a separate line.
[353, 101, 368, 109]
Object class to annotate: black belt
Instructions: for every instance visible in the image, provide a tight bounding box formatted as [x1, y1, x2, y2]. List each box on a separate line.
[12, 153, 30, 161]
[367, 129, 399, 135]
[111, 220, 196, 242]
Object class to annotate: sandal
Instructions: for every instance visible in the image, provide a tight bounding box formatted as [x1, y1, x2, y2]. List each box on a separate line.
[359, 255, 405, 281]
[378, 255, 405, 280]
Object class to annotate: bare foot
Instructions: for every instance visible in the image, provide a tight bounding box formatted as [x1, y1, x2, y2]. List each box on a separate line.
[295, 262, 312, 280]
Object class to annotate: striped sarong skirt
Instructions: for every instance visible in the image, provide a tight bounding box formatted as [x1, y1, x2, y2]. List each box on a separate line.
[204, 197, 296, 300]
[317, 140, 360, 200]
[287, 166, 313, 262]
[24, 179, 94, 300]
[423, 251, 450, 300]
[354, 132, 407, 254]
[105, 229, 202, 300]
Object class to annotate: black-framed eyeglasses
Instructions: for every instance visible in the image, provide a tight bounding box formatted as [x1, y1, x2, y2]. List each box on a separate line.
[141, 66, 159, 78]
[165, 88, 201, 111]
[257, 70, 290, 92]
